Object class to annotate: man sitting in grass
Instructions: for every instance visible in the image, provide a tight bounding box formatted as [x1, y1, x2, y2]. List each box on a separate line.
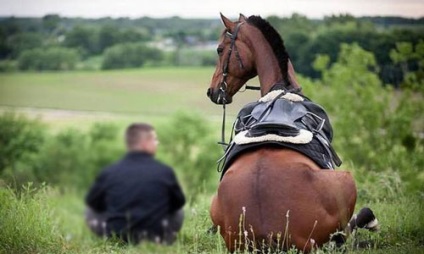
[85, 123, 185, 244]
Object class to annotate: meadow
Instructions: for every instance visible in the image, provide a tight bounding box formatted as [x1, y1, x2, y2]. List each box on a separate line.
[0, 64, 423, 253]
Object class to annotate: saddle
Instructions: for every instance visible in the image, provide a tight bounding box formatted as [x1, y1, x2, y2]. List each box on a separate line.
[218, 89, 342, 180]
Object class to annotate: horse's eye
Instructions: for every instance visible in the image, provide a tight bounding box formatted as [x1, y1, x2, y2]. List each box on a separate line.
[217, 47, 224, 55]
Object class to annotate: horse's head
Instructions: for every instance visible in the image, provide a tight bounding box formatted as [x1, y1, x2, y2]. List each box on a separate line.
[207, 14, 257, 104]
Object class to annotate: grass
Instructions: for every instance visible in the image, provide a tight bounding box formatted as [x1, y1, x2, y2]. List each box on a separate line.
[0, 67, 260, 117]
[0, 184, 423, 254]
[0, 68, 423, 253]
[0, 67, 261, 133]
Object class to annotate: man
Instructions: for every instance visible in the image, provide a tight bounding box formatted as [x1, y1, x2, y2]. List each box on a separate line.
[85, 123, 185, 244]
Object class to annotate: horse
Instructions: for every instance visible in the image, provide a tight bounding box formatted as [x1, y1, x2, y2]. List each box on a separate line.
[206, 14, 378, 253]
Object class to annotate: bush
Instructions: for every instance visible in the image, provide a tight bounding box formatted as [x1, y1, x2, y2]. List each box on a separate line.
[172, 49, 216, 66]
[310, 43, 424, 193]
[101, 42, 163, 70]
[32, 123, 122, 189]
[17, 47, 80, 71]
[0, 112, 45, 175]
[157, 112, 222, 199]
[0, 60, 17, 72]
[6, 32, 44, 58]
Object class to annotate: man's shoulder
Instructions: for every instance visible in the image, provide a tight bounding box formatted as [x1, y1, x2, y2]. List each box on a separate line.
[153, 159, 172, 170]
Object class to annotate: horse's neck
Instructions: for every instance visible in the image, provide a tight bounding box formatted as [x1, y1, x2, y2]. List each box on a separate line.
[249, 32, 301, 96]
[251, 41, 282, 96]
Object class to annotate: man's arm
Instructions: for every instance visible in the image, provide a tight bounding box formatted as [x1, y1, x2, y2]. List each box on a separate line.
[85, 170, 108, 212]
[167, 169, 186, 212]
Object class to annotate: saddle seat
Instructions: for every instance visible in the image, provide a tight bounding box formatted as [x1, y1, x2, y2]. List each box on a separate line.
[218, 89, 341, 179]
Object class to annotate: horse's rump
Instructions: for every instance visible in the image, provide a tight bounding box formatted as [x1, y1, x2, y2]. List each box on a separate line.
[211, 148, 356, 252]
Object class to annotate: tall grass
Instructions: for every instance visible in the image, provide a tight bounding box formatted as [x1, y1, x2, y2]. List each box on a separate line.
[0, 183, 423, 254]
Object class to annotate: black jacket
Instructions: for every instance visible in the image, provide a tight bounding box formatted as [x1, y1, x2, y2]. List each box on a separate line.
[85, 151, 185, 237]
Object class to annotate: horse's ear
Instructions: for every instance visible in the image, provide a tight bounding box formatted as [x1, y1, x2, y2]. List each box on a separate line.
[220, 13, 234, 29]
[239, 13, 247, 22]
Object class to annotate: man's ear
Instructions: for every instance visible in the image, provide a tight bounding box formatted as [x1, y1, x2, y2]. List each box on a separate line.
[239, 13, 247, 22]
[220, 13, 234, 30]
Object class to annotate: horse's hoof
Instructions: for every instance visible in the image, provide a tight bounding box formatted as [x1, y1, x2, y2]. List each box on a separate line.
[357, 207, 379, 231]
[207, 225, 218, 234]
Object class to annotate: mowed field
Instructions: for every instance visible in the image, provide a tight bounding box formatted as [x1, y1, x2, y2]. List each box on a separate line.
[0, 67, 260, 127]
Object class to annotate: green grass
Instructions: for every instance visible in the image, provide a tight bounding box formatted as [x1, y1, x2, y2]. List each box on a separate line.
[1, 68, 423, 253]
[0, 185, 423, 254]
[0, 67, 259, 117]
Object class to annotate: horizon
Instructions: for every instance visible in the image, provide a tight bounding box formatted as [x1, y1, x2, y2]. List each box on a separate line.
[0, 14, 423, 20]
[1, 0, 423, 19]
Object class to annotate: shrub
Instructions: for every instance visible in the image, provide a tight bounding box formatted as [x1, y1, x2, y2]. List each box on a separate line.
[0, 112, 45, 175]
[101, 42, 163, 70]
[32, 123, 121, 189]
[17, 47, 80, 71]
[311, 43, 424, 193]
[157, 112, 222, 199]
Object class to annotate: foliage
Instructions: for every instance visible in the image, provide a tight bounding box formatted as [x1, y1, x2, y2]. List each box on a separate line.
[6, 32, 44, 58]
[32, 123, 122, 189]
[1, 15, 423, 80]
[64, 26, 100, 57]
[17, 46, 80, 71]
[311, 43, 424, 193]
[101, 42, 163, 69]
[390, 40, 424, 92]
[0, 112, 45, 175]
[173, 48, 216, 66]
[157, 112, 222, 199]
[0, 112, 221, 195]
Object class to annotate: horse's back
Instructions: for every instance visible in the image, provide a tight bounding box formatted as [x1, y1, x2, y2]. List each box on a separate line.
[211, 148, 356, 252]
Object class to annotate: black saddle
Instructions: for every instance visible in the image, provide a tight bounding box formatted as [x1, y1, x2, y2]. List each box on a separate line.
[218, 90, 341, 180]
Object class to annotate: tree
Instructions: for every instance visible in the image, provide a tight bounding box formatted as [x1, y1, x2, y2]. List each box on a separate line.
[64, 26, 99, 56]
[98, 25, 120, 53]
[101, 42, 163, 69]
[42, 14, 60, 33]
[7, 32, 43, 58]
[18, 47, 80, 71]
[390, 41, 424, 91]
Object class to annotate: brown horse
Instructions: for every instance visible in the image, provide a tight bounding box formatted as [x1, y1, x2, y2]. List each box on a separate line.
[207, 14, 378, 253]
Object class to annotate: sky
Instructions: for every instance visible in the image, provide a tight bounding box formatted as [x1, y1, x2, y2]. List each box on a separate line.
[0, 0, 423, 19]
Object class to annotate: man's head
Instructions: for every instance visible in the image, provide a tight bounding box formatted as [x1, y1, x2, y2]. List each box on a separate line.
[125, 123, 159, 155]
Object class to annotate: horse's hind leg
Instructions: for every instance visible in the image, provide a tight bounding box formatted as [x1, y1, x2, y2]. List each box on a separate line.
[346, 207, 379, 233]
[331, 207, 379, 246]
[208, 195, 221, 234]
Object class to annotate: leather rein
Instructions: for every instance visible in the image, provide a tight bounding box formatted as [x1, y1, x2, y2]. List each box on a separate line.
[218, 22, 245, 150]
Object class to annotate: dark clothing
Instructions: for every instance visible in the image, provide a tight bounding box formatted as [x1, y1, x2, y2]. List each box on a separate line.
[85, 151, 185, 243]
[85, 207, 184, 244]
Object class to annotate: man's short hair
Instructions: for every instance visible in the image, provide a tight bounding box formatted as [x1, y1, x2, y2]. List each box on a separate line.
[125, 123, 154, 148]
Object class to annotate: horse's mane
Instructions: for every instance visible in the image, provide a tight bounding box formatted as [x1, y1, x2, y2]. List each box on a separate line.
[246, 15, 291, 86]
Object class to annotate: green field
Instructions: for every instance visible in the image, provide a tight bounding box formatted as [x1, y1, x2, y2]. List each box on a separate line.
[0, 67, 260, 119]
[0, 68, 423, 254]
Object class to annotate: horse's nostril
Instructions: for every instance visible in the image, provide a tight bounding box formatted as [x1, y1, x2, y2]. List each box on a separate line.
[206, 88, 211, 97]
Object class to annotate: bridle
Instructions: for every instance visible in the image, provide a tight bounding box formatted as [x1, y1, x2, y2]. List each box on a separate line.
[218, 22, 245, 149]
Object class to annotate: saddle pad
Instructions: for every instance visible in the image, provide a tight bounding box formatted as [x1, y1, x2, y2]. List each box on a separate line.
[219, 139, 334, 180]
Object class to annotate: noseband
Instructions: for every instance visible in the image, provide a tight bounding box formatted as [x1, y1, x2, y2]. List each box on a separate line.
[218, 22, 244, 149]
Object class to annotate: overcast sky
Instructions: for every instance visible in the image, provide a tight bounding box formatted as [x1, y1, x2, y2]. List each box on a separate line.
[0, 0, 423, 19]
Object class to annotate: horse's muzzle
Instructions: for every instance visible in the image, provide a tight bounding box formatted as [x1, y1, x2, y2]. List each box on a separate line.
[206, 88, 233, 105]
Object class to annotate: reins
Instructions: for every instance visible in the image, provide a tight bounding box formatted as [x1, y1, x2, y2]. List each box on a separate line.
[218, 22, 244, 150]
[217, 22, 301, 151]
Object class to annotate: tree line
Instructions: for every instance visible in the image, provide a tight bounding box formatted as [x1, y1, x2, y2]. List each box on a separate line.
[0, 14, 423, 86]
